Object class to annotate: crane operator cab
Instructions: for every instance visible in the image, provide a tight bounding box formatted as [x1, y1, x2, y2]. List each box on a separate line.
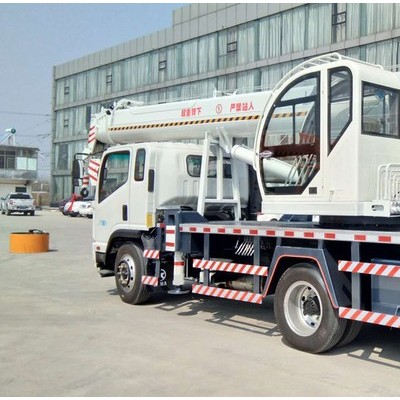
[255, 53, 400, 223]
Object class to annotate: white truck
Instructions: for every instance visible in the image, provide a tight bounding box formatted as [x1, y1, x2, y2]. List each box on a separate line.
[1, 192, 35, 216]
[74, 53, 400, 353]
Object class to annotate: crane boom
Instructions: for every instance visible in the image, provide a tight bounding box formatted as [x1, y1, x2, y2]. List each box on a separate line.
[88, 91, 272, 152]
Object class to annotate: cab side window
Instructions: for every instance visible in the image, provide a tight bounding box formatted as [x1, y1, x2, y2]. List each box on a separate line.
[98, 151, 130, 203]
[134, 149, 146, 181]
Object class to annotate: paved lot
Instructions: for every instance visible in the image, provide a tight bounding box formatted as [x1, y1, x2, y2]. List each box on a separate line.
[0, 209, 400, 396]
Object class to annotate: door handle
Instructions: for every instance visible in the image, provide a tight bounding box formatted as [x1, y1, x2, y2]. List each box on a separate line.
[122, 205, 128, 221]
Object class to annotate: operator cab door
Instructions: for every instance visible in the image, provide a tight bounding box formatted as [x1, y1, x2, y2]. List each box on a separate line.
[96, 149, 131, 244]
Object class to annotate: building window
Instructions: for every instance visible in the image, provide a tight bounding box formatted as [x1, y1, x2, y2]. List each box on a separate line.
[332, 4, 347, 43]
[63, 117, 69, 128]
[0, 150, 16, 170]
[106, 74, 112, 84]
[64, 85, 70, 95]
[57, 144, 69, 170]
[227, 41, 237, 53]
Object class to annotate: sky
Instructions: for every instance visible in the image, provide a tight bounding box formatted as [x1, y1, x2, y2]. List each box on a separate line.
[0, 2, 185, 179]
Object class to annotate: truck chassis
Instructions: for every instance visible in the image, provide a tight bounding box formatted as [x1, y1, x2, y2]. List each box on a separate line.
[99, 210, 400, 353]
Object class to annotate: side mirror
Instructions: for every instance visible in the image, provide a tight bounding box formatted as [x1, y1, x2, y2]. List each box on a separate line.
[72, 159, 84, 180]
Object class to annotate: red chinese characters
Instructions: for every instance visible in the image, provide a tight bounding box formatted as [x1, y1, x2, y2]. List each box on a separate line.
[181, 107, 202, 117]
[229, 102, 254, 112]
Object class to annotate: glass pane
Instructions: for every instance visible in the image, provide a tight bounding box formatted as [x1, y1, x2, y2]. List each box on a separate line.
[362, 83, 399, 137]
[99, 151, 130, 203]
[329, 69, 352, 150]
[261, 75, 319, 194]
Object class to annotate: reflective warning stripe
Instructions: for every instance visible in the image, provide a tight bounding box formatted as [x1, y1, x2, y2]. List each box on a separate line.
[88, 126, 96, 143]
[165, 226, 176, 252]
[339, 261, 400, 277]
[142, 275, 159, 287]
[193, 258, 268, 277]
[109, 115, 260, 132]
[143, 249, 160, 259]
[179, 224, 400, 245]
[339, 307, 400, 328]
[192, 284, 263, 304]
[88, 159, 100, 184]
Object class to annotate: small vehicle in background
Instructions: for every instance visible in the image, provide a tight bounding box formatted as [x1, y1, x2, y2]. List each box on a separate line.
[58, 195, 81, 214]
[63, 195, 94, 217]
[0, 193, 36, 216]
[78, 199, 94, 218]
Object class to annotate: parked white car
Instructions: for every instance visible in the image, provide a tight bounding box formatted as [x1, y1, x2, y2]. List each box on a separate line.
[78, 200, 94, 218]
[64, 196, 94, 217]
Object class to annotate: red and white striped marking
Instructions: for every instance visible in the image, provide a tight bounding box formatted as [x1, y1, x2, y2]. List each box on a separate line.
[339, 307, 400, 328]
[82, 175, 89, 186]
[88, 159, 100, 184]
[88, 126, 96, 144]
[142, 275, 159, 287]
[193, 259, 268, 277]
[165, 226, 176, 251]
[179, 223, 400, 245]
[143, 249, 160, 259]
[339, 260, 400, 277]
[192, 284, 263, 304]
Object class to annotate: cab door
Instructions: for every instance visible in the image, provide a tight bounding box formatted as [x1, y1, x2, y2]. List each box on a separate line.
[95, 149, 131, 245]
[129, 147, 154, 229]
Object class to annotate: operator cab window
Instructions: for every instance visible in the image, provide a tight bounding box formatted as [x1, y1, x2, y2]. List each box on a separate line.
[362, 83, 399, 138]
[329, 68, 352, 152]
[259, 73, 320, 195]
[98, 151, 130, 203]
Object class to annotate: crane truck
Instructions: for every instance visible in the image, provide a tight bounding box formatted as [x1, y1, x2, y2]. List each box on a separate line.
[73, 53, 400, 353]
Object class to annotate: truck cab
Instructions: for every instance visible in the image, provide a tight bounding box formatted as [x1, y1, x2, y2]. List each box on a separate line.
[93, 141, 249, 257]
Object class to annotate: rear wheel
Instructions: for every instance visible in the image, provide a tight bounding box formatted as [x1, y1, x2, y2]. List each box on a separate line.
[114, 243, 149, 305]
[274, 264, 346, 353]
[336, 319, 363, 348]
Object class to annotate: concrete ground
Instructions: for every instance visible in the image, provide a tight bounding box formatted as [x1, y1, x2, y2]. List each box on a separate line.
[0, 209, 399, 396]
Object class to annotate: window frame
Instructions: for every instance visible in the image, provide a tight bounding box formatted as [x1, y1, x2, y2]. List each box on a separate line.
[134, 148, 146, 181]
[259, 72, 320, 195]
[361, 81, 400, 139]
[328, 67, 353, 154]
[98, 150, 130, 203]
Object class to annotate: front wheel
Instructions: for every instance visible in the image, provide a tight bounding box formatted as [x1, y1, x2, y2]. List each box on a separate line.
[114, 243, 149, 305]
[274, 264, 346, 353]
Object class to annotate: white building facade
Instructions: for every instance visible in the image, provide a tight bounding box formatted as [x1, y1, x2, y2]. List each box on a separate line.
[51, 3, 400, 204]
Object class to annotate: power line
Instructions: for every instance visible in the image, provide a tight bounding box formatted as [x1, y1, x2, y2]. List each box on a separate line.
[0, 110, 51, 117]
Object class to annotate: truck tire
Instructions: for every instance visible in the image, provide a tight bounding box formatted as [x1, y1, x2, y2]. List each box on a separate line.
[114, 243, 149, 305]
[336, 319, 363, 348]
[274, 264, 346, 353]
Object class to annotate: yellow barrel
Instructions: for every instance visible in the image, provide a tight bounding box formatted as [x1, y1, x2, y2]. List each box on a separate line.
[9, 230, 49, 253]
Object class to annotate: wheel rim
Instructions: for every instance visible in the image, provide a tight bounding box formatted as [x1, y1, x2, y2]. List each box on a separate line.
[116, 254, 136, 293]
[283, 280, 322, 337]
